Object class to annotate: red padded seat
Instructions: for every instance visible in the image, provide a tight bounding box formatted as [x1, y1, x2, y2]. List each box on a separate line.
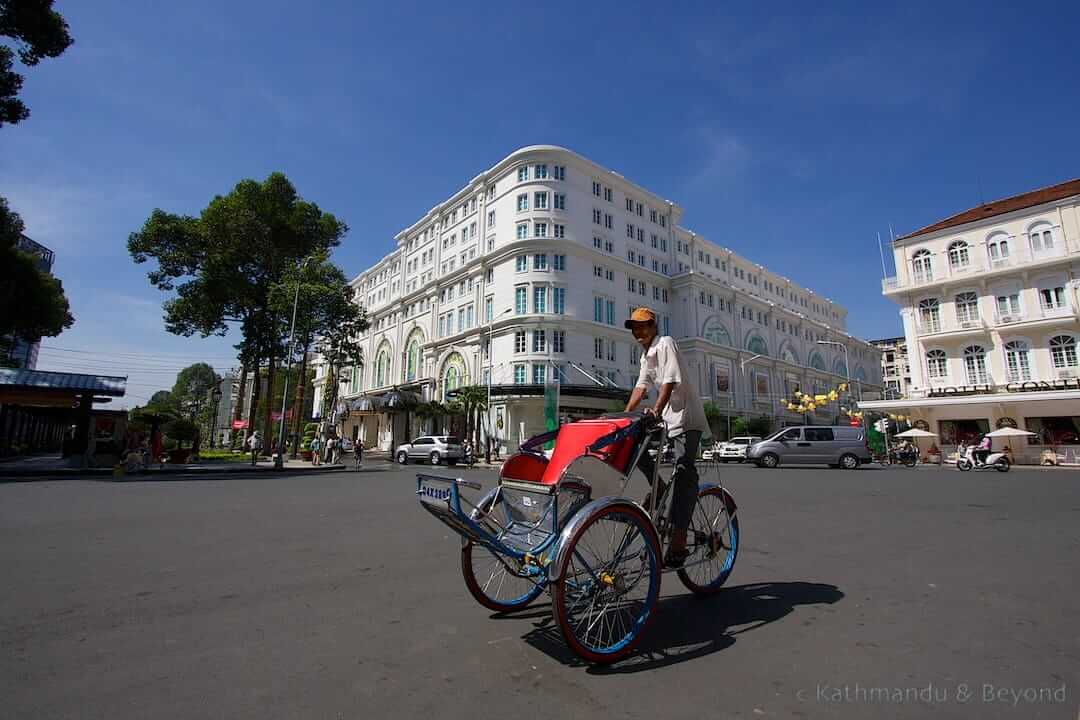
[500, 417, 638, 486]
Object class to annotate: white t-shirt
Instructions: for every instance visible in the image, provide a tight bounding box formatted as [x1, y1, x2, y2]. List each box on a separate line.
[635, 335, 709, 437]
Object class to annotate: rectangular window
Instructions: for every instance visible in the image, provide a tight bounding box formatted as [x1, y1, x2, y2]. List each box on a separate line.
[626, 198, 634, 212]
[514, 330, 526, 353]
[593, 236, 602, 249]
[517, 166, 528, 182]
[534, 192, 548, 210]
[627, 223, 634, 239]
[604, 214, 613, 229]
[485, 296, 493, 321]
[438, 315, 445, 337]
[553, 287, 565, 314]
[592, 181, 601, 196]
[650, 209, 657, 223]
[446, 313, 454, 334]
[606, 300, 615, 326]
[515, 255, 527, 272]
[487, 210, 495, 227]
[607, 339, 616, 361]
[553, 254, 565, 271]
[660, 216, 666, 228]
[515, 287, 527, 314]
[516, 194, 528, 211]
[458, 308, 465, 330]
[593, 208, 602, 224]
[534, 222, 547, 238]
[594, 264, 604, 278]
[534, 253, 547, 270]
[534, 164, 548, 179]
[594, 337, 604, 359]
[594, 296, 603, 322]
[533, 329, 547, 352]
[553, 330, 565, 352]
[554, 165, 565, 181]
[516, 223, 528, 240]
[605, 239, 614, 253]
[533, 286, 547, 313]
[554, 193, 566, 210]
[553, 224, 565, 238]
[604, 187, 613, 202]
[514, 364, 526, 384]
[637, 229, 644, 243]
[466, 304, 474, 328]
[533, 363, 546, 384]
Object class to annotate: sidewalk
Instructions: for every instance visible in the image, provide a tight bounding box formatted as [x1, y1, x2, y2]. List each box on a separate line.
[0, 453, 355, 481]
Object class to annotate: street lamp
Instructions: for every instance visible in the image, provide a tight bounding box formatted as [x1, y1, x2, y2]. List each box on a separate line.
[485, 307, 513, 461]
[275, 256, 315, 469]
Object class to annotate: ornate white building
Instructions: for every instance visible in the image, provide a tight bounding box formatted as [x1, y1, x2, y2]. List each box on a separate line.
[862, 178, 1080, 463]
[313, 146, 881, 451]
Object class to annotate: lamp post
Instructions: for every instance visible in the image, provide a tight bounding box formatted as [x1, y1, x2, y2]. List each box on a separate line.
[739, 353, 766, 413]
[275, 256, 315, 469]
[485, 307, 513, 462]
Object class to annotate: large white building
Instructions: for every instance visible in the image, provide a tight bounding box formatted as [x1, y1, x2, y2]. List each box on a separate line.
[862, 178, 1080, 464]
[313, 146, 882, 451]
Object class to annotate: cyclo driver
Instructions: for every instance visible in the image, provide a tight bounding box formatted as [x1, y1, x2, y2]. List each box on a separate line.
[623, 307, 710, 568]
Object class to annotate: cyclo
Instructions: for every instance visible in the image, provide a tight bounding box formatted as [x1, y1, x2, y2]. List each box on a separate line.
[416, 411, 739, 664]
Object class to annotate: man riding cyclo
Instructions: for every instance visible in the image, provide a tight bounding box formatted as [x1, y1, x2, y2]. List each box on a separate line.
[623, 307, 710, 569]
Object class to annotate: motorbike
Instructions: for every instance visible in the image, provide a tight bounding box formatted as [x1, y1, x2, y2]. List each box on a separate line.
[956, 443, 1010, 472]
[881, 444, 918, 467]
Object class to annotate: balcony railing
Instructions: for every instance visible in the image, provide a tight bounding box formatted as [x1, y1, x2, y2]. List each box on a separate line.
[888, 241, 1075, 291]
[916, 316, 985, 335]
[1039, 303, 1073, 320]
[994, 311, 1026, 326]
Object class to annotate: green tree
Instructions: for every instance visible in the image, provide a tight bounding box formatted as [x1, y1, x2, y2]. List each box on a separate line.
[162, 418, 198, 449]
[269, 255, 353, 455]
[0, 198, 74, 363]
[128, 172, 348, 446]
[316, 284, 368, 436]
[455, 385, 488, 453]
[0, 0, 74, 127]
[702, 400, 723, 439]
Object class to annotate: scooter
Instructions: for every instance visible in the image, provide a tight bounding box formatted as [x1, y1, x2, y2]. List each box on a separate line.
[956, 443, 1010, 472]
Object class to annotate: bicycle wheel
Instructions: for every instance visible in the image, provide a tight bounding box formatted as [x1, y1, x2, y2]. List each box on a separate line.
[551, 502, 661, 664]
[461, 493, 545, 612]
[677, 486, 739, 595]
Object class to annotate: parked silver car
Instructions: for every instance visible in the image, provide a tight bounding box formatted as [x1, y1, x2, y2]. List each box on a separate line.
[746, 426, 871, 469]
[396, 435, 464, 465]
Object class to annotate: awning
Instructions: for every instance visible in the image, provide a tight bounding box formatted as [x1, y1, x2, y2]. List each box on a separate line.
[0, 368, 126, 407]
[860, 389, 1080, 409]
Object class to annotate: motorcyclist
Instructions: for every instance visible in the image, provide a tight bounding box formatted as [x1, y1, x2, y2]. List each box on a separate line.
[973, 434, 992, 466]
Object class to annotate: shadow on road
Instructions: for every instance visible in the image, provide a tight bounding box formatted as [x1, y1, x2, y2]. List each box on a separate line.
[518, 581, 844, 674]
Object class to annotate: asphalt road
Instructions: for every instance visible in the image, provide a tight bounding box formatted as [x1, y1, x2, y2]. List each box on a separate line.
[1, 463, 1078, 719]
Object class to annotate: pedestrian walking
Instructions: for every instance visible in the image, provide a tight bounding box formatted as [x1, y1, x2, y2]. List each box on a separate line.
[246, 431, 263, 466]
[353, 442, 363, 471]
[310, 435, 322, 466]
[327, 436, 338, 464]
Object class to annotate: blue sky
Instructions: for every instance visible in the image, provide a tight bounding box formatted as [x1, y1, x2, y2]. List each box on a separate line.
[3, 1, 1079, 408]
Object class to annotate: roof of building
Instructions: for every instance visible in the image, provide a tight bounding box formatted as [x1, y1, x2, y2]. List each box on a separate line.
[896, 177, 1080, 241]
[0, 369, 127, 396]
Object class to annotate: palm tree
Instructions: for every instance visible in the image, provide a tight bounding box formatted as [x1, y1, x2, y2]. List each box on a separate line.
[454, 385, 489, 451]
[414, 400, 445, 436]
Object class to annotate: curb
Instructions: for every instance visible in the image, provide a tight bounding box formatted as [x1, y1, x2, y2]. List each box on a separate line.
[0, 464, 351, 482]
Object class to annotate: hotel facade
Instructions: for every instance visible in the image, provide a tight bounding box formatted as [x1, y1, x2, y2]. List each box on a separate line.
[312, 146, 882, 451]
[861, 178, 1080, 464]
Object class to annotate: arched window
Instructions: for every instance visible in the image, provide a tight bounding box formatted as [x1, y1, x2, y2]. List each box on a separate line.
[962, 345, 988, 384]
[779, 343, 799, 365]
[833, 357, 847, 376]
[854, 366, 868, 382]
[440, 352, 468, 401]
[701, 316, 732, 346]
[918, 298, 941, 333]
[911, 249, 933, 284]
[1029, 222, 1056, 255]
[350, 360, 364, 394]
[809, 352, 826, 371]
[1049, 335, 1078, 370]
[374, 342, 392, 388]
[403, 330, 424, 382]
[1004, 341, 1030, 382]
[747, 334, 768, 356]
[926, 349, 948, 380]
[955, 292, 979, 325]
[987, 233, 1010, 266]
[947, 240, 970, 270]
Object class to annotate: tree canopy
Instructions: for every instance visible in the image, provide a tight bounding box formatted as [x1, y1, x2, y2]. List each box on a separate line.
[0, 0, 74, 126]
[0, 197, 74, 362]
[171, 362, 219, 418]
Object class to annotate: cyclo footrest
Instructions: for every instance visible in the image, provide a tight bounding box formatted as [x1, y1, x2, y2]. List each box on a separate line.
[416, 473, 500, 549]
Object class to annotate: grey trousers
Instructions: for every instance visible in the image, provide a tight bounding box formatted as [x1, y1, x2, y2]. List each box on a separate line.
[635, 430, 701, 532]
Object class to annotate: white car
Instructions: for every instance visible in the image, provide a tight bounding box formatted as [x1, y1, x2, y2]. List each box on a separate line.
[715, 436, 763, 462]
[339, 437, 354, 452]
[395, 435, 464, 465]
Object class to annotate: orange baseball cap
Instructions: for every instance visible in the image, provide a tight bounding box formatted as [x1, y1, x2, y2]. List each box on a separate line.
[624, 307, 657, 328]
